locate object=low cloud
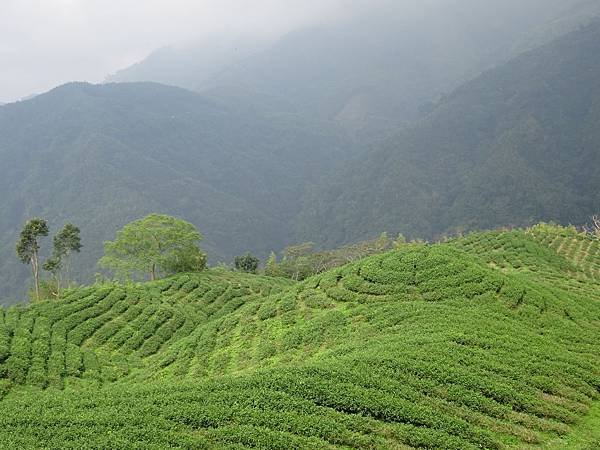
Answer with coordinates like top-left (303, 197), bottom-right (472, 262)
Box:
top-left (0, 0), bottom-right (429, 102)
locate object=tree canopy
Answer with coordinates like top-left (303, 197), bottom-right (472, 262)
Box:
top-left (43, 223), bottom-right (82, 296)
top-left (234, 253), bottom-right (259, 274)
top-left (99, 214), bottom-right (205, 280)
top-left (16, 218), bottom-right (49, 301)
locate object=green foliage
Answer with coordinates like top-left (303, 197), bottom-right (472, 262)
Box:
top-left (0, 81), bottom-right (354, 303)
top-left (41, 258), bottom-right (60, 278)
top-left (28, 279), bottom-right (61, 302)
top-left (53, 223), bottom-right (82, 258)
top-left (98, 214), bottom-right (205, 281)
top-left (47, 223), bottom-right (82, 290)
top-left (15, 219), bottom-right (49, 265)
top-left (234, 253), bottom-right (259, 274)
top-left (266, 233), bottom-right (392, 281)
top-left (0, 227), bottom-right (599, 448)
top-left (15, 218), bottom-right (49, 302)
top-left (161, 245), bottom-right (207, 275)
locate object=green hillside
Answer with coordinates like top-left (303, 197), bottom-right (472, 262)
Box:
top-left (0, 225), bottom-right (599, 448)
top-left (0, 82), bottom-right (353, 303)
top-left (297, 19), bottom-right (600, 248)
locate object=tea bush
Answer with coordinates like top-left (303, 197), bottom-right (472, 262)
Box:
top-left (0, 226), bottom-right (598, 448)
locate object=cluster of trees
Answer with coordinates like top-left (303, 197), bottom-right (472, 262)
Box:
top-left (22, 211), bottom-right (600, 304)
top-left (230, 233), bottom-right (415, 280)
top-left (17, 214), bottom-right (207, 301)
top-left (262, 233), bottom-right (410, 281)
top-left (16, 213), bottom-right (454, 301)
top-left (16, 219), bottom-right (82, 301)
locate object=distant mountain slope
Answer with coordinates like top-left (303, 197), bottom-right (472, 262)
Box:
top-left (297, 20), bottom-right (600, 247)
top-left (105, 37), bottom-right (267, 89)
top-left (205, 0), bottom-right (599, 139)
top-left (0, 226), bottom-right (599, 448)
top-left (108, 1), bottom-right (600, 143)
top-left (0, 82), bottom-right (353, 303)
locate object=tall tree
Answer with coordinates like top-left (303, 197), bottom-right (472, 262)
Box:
top-left (16, 218), bottom-right (49, 301)
top-left (99, 214), bottom-right (204, 281)
top-left (43, 223), bottom-right (82, 296)
top-left (263, 252), bottom-right (280, 277)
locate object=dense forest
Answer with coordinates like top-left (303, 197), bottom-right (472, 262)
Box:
top-left (298, 19), bottom-right (600, 247)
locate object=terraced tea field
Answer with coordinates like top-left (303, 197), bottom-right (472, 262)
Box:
top-left (0, 226), bottom-right (599, 449)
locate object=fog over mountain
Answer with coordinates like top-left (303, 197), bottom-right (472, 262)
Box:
top-left (297, 19), bottom-right (600, 246)
top-left (1, 0), bottom-right (600, 305)
top-left (0, 0), bottom-right (372, 102)
top-left (3, 2), bottom-right (600, 447)
top-left (107, 0), bottom-right (600, 140)
top-left (4, 0), bottom-right (599, 102)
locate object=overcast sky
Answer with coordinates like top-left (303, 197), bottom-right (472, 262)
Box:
top-left (1, 0), bottom-right (374, 103)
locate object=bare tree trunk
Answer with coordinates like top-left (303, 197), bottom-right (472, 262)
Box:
top-left (64, 255), bottom-right (70, 288)
top-left (32, 250), bottom-right (40, 301)
top-left (56, 273), bottom-right (61, 298)
top-left (150, 263), bottom-right (156, 281)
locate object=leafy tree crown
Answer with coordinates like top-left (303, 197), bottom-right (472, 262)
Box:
top-left (98, 214), bottom-right (204, 280)
top-left (16, 218), bottom-right (49, 264)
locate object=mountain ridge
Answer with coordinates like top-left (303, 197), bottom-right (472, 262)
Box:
top-left (296, 19), bottom-right (600, 247)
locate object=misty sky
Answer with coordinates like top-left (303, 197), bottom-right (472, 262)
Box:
top-left (1, 0), bottom-right (373, 103)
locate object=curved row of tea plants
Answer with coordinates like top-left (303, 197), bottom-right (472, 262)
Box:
top-left (0, 226), bottom-right (598, 448)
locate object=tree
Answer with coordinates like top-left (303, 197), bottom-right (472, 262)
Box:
top-left (234, 253), bottom-right (259, 274)
top-left (393, 233), bottom-right (407, 248)
top-left (42, 257), bottom-right (61, 298)
top-left (265, 234), bottom-right (395, 281)
top-left (53, 223), bottom-right (82, 277)
top-left (42, 223), bottom-right (82, 296)
top-left (263, 252), bottom-right (282, 277)
top-left (98, 214), bottom-right (205, 280)
top-left (589, 215), bottom-right (600, 237)
top-left (162, 246), bottom-right (206, 274)
top-left (16, 218), bottom-right (49, 301)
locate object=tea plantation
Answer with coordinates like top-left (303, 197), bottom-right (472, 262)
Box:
top-left (0, 225), bottom-right (599, 449)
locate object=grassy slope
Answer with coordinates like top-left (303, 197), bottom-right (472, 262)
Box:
top-left (0, 225), bottom-right (598, 449)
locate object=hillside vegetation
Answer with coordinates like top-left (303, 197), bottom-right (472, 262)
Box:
top-left (0, 82), bottom-right (353, 303)
top-left (298, 20), bottom-right (600, 248)
top-left (0, 225), bottom-right (599, 448)
top-left (3, 6), bottom-right (600, 305)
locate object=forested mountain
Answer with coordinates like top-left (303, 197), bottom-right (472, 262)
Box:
top-left (0, 82), bottom-right (353, 303)
top-left (297, 20), bottom-right (600, 247)
top-left (3, 2), bottom-right (600, 305)
top-left (110, 0), bottom-right (600, 141)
